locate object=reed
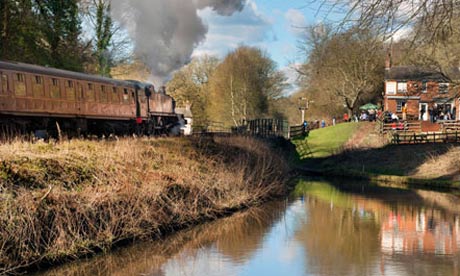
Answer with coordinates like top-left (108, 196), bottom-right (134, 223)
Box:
top-left (0, 136), bottom-right (291, 274)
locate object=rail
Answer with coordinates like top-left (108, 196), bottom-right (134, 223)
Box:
top-left (289, 125), bottom-right (308, 139)
top-left (440, 120), bottom-right (460, 132)
top-left (379, 120), bottom-right (422, 134)
top-left (391, 131), bottom-right (460, 144)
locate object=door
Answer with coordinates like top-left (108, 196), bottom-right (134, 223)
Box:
top-left (419, 103), bottom-right (428, 121)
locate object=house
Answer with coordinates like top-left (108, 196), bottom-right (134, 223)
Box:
top-left (384, 61), bottom-right (457, 121)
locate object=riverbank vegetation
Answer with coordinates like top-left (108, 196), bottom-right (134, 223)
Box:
top-left (0, 136), bottom-right (293, 274)
top-left (298, 123), bottom-right (460, 186)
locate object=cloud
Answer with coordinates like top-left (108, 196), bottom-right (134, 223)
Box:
top-left (111, 0), bottom-right (247, 83)
top-left (193, 0), bottom-right (273, 58)
top-left (281, 63), bottom-right (302, 96)
top-left (285, 9), bottom-right (307, 35)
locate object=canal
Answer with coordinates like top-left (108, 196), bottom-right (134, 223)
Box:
top-left (36, 178), bottom-right (460, 275)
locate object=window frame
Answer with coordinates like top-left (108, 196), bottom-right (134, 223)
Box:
top-left (397, 82), bottom-right (407, 93)
top-left (439, 82), bottom-right (449, 94)
top-left (386, 81), bottom-right (396, 95)
top-left (1, 73), bottom-right (8, 94)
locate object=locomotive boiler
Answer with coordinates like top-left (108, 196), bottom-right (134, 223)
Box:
top-left (0, 60), bottom-right (179, 137)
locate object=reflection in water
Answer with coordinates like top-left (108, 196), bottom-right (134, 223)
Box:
top-left (36, 178), bottom-right (460, 276)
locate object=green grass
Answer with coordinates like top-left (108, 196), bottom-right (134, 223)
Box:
top-left (300, 123), bottom-right (361, 158)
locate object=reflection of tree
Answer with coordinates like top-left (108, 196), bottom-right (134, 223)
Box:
top-left (36, 201), bottom-right (286, 276)
top-left (296, 198), bottom-right (381, 275)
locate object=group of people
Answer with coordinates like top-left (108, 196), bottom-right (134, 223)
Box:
top-left (424, 103), bottom-right (456, 123)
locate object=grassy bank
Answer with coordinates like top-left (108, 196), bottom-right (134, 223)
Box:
top-left (0, 136), bottom-right (292, 274)
top-left (296, 123), bottom-right (460, 188)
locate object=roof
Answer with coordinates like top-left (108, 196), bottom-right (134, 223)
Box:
top-left (0, 60), bottom-right (138, 88)
top-left (385, 66), bottom-right (450, 82)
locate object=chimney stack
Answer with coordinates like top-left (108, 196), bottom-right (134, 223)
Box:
top-left (385, 52), bottom-right (392, 71)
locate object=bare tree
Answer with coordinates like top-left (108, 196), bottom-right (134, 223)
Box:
top-left (300, 26), bottom-right (384, 116)
top-left (311, 0), bottom-right (459, 42)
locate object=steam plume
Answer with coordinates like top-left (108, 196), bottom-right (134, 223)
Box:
top-left (111, 0), bottom-right (246, 83)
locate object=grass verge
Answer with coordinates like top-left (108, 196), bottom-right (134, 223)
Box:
top-left (0, 136), bottom-right (293, 274)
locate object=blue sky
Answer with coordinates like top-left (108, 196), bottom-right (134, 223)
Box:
top-left (193, 0), bottom-right (330, 93)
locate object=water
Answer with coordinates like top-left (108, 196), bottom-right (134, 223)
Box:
top-left (36, 178), bottom-right (460, 276)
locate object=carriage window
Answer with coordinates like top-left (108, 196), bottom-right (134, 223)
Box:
top-left (111, 87), bottom-right (119, 103)
top-left (33, 76), bottom-right (44, 97)
top-left (85, 82), bottom-right (95, 102)
top-left (1, 74), bottom-right (8, 93)
top-left (16, 73), bottom-right (24, 82)
top-left (65, 79), bottom-right (76, 100)
top-left (35, 76), bottom-right (43, 84)
top-left (100, 85), bottom-right (108, 103)
top-left (123, 88), bottom-right (130, 104)
top-left (51, 78), bottom-right (60, 98)
top-left (14, 73), bottom-right (26, 96)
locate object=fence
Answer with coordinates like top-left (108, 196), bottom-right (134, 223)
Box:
top-left (391, 131), bottom-right (460, 144)
top-left (440, 120), bottom-right (460, 132)
top-left (378, 119), bottom-right (422, 134)
top-left (244, 119), bottom-right (290, 138)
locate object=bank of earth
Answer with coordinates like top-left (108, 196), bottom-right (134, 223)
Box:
top-left (295, 122), bottom-right (460, 189)
top-left (0, 136), bottom-right (294, 274)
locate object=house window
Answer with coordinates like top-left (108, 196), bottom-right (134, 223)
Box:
top-left (386, 82), bottom-right (396, 95)
top-left (397, 82), bottom-right (407, 93)
top-left (396, 100), bottom-right (405, 112)
top-left (439, 83), bottom-right (449, 94)
top-left (421, 81), bottom-right (427, 93)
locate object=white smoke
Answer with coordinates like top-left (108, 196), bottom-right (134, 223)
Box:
top-left (112, 0), bottom-right (246, 83)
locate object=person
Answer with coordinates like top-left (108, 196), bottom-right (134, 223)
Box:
top-left (343, 113), bottom-right (349, 122)
top-left (428, 103), bottom-right (434, 123)
top-left (332, 116), bottom-right (336, 126)
top-left (391, 112), bottom-right (399, 122)
top-left (368, 108), bottom-right (376, 121)
top-left (321, 119), bottom-right (326, 128)
top-left (402, 103), bottom-right (407, 121)
top-left (420, 106), bottom-right (426, 121)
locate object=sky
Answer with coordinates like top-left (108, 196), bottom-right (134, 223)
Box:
top-left (192, 0), bottom-right (330, 93)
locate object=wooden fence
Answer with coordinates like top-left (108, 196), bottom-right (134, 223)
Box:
top-left (440, 120), bottom-right (460, 132)
top-left (391, 131), bottom-right (460, 144)
top-left (289, 125), bottom-right (308, 139)
top-left (193, 119), bottom-right (312, 140)
top-left (378, 119), bottom-right (422, 134)
top-left (244, 119), bottom-right (290, 138)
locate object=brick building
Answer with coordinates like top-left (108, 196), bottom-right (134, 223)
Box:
top-left (384, 65), bottom-right (457, 121)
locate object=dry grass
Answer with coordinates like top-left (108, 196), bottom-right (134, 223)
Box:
top-left (0, 136), bottom-right (291, 274)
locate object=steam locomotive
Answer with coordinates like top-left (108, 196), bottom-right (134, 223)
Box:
top-left (0, 60), bottom-right (180, 138)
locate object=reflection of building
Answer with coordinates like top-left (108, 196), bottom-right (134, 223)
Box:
top-left (381, 212), bottom-right (460, 255)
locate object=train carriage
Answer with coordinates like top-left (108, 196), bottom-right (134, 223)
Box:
top-left (0, 60), bottom-right (178, 137)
